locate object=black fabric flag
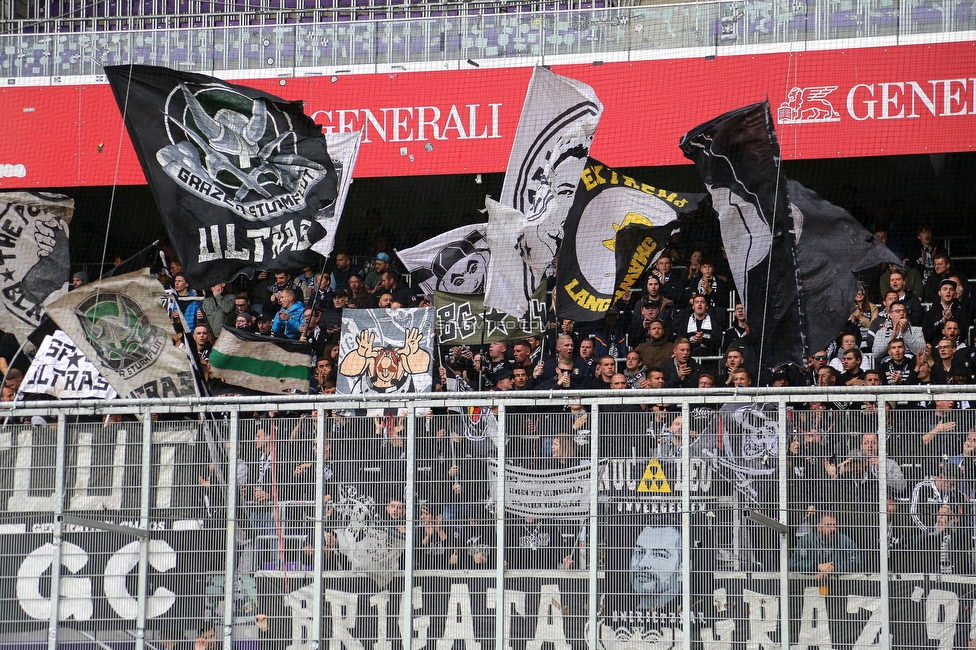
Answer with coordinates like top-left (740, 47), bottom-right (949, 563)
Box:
top-left (555, 160), bottom-right (701, 322)
top-left (789, 179), bottom-right (901, 353)
top-left (679, 101), bottom-right (806, 370)
top-left (104, 65), bottom-right (338, 287)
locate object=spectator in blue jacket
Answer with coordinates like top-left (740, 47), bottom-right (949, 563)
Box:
top-left (272, 288), bottom-right (306, 339)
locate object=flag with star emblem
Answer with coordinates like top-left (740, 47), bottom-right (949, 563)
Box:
top-left (484, 67), bottom-right (603, 317)
top-left (19, 330), bottom-right (118, 400)
top-left (0, 192), bottom-right (74, 345)
top-left (555, 160), bottom-right (703, 322)
top-left (43, 269), bottom-right (197, 399)
top-left (433, 284), bottom-right (549, 345)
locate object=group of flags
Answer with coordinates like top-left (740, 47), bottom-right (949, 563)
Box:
top-left (1, 64), bottom-right (904, 404)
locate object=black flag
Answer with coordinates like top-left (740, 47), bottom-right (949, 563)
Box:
top-left (679, 101), bottom-right (806, 371)
top-left (555, 160), bottom-right (702, 322)
top-left (789, 179), bottom-right (901, 353)
top-left (105, 65), bottom-right (338, 287)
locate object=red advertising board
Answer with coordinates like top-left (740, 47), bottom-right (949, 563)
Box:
top-left (1, 40), bottom-right (974, 188)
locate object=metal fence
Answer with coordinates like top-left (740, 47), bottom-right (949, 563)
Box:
top-left (4, 0), bottom-right (976, 80)
top-left (1, 386), bottom-right (975, 649)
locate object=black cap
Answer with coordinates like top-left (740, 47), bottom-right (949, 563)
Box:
top-left (333, 289), bottom-right (348, 298)
top-left (257, 311), bottom-right (275, 321)
top-left (949, 361), bottom-right (970, 378)
top-left (494, 368), bottom-right (514, 382)
top-left (941, 278), bottom-right (958, 289)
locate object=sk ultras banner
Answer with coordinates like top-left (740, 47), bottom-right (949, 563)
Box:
top-left (433, 284), bottom-right (549, 345)
top-left (104, 65), bottom-right (339, 287)
top-left (0, 192), bottom-right (73, 344)
top-left (485, 67), bottom-right (603, 317)
top-left (336, 308), bottom-right (435, 396)
top-left (555, 161), bottom-right (701, 322)
top-left (19, 330), bottom-right (117, 400)
top-left (44, 269), bottom-right (196, 399)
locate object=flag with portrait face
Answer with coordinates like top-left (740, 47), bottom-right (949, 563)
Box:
top-left (484, 67), bottom-right (603, 317)
top-left (396, 224), bottom-right (489, 296)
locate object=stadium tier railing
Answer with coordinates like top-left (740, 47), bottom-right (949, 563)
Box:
top-left (0, 386), bottom-right (974, 649)
top-left (3, 0), bottom-right (975, 80)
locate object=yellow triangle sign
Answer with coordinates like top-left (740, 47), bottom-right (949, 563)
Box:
top-left (637, 458), bottom-right (671, 493)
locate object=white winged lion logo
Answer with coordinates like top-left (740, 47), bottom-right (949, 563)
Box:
top-left (777, 86), bottom-right (841, 124)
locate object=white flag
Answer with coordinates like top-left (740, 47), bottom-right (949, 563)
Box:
top-left (20, 331), bottom-right (118, 400)
top-left (395, 224), bottom-right (489, 295)
top-left (485, 67), bottom-right (602, 316)
top-left (312, 130), bottom-right (363, 258)
top-left (0, 192), bottom-right (74, 343)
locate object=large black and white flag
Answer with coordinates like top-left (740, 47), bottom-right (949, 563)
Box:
top-left (485, 67), bottom-right (603, 316)
top-left (44, 269), bottom-right (196, 399)
top-left (555, 161), bottom-right (702, 322)
top-left (789, 179), bottom-right (901, 354)
top-left (104, 65), bottom-right (339, 287)
top-left (679, 101), bottom-right (806, 370)
top-left (396, 224), bottom-right (489, 295)
top-left (311, 130), bottom-right (362, 259)
top-left (0, 192), bottom-right (73, 343)
top-left (19, 330), bottom-right (117, 400)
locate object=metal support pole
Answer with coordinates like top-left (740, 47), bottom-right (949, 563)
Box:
top-left (134, 414), bottom-right (155, 650)
top-left (777, 400), bottom-right (790, 650)
top-left (311, 408), bottom-right (326, 648)
top-left (222, 411), bottom-right (240, 650)
top-left (494, 403), bottom-right (507, 649)
top-left (680, 401), bottom-right (691, 650)
top-left (47, 413), bottom-right (68, 650)
top-left (877, 398), bottom-right (892, 649)
top-left (587, 404), bottom-right (600, 650)
top-left (401, 408), bottom-right (417, 650)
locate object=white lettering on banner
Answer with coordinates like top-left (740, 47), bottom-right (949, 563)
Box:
top-left (846, 78), bottom-right (976, 121)
top-left (311, 104), bottom-right (503, 143)
top-left (70, 426), bottom-right (127, 511)
top-left (847, 595), bottom-right (883, 649)
top-left (742, 589), bottom-right (778, 650)
top-left (16, 541), bottom-right (93, 621)
top-left (323, 588), bottom-right (363, 650)
top-left (436, 583), bottom-right (480, 650)
top-left (795, 586), bottom-right (831, 649)
top-left (11, 428), bottom-right (56, 512)
top-left (104, 540), bottom-right (177, 619)
top-left (485, 588), bottom-right (526, 650)
top-left (926, 589), bottom-right (959, 650)
top-left (526, 584), bottom-right (571, 650)
top-left (196, 219), bottom-right (314, 264)
top-left (283, 584), bottom-right (316, 649)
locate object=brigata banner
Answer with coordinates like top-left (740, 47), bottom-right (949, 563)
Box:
top-left (2, 42), bottom-right (975, 188)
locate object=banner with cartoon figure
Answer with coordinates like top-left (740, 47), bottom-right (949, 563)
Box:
top-left (337, 308), bottom-right (435, 396)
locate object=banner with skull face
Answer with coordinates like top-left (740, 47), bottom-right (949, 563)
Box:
top-left (336, 308), bottom-right (435, 397)
top-left (104, 65), bottom-right (338, 288)
top-left (44, 269), bottom-right (196, 399)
